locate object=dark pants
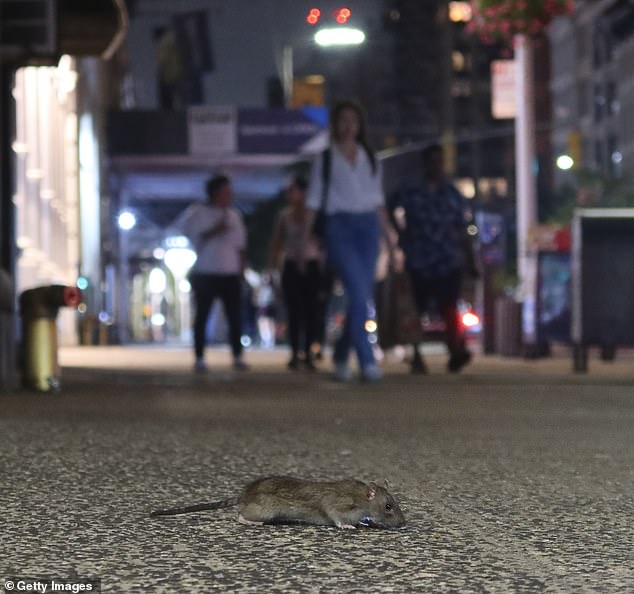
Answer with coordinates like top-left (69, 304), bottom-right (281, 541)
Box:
top-left (281, 259), bottom-right (321, 359)
top-left (314, 265), bottom-right (335, 348)
top-left (190, 273), bottom-right (243, 360)
top-left (407, 268), bottom-right (466, 356)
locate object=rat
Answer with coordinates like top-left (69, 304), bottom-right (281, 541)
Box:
top-left (150, 476), bottom-right (406, 529)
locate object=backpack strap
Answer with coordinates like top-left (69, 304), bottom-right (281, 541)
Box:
top-left (320, 148), bottom-right (331, 212)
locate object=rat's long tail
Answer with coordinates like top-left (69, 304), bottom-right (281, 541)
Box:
top-left (150, 496), bottom-right (240, 517)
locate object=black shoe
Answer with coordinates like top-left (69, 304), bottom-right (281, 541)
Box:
top-left (448, 349), bottom-right (472, 373)
top-left (410, 357), bottom-right (428, 375)
top-left (304, 358), bottom-right (317, 372)
top-left (288, 357), bottom-right (300, 371)
top-left (233, 359), bottom-right (250, 371)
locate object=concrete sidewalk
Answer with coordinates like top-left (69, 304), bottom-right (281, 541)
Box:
top-left (59, 342), bottom-right (634, 379)
top-left (2, 346), bottom-right (633, 593)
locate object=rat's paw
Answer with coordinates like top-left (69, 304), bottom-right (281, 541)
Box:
top-left (335, 522), bottom-right (357, 530)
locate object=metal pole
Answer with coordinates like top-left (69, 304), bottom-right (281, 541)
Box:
top-left (0, 64), bottom-right (18, 390)
top-left (440, 4), bottom-right (455, 173)
top-left (116, 189), bottom-right (130, 344)
top-left (282, 45), bottom-right (293, 108)
top-left (514, 34), bottom-right (538, 346)
top-left (469, 33), bottom-right (483, 197)
top-left (0, 65), bottom-right (16, 277)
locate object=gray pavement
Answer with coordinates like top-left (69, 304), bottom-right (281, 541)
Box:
top-left (2, 346), bottom-right (634, 593)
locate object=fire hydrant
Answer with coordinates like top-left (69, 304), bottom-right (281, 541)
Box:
top-left (20, 285), bottom-right (81, 392)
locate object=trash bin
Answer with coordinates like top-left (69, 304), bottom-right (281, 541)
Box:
top-left (571, 208), bottom-right (634, 372)
top-left (494, 296), bottom-right (522, 357)
top-left (19, 285), bottom-right (81, 392)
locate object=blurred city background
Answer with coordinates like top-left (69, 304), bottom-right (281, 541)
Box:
top-left (1, 0), bottom-right (633, 388)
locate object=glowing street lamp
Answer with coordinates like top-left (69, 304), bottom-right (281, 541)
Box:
top-left (163, 246), bottom-right (197, 341)
top-left (148, 267), bottom-right (167, 294)
top-left (314, 27), bottom-right (366, 47)
top-left (556, 154), bottom-right (575, 171)
top-left (283, 12), bottom-right (366, 107)
top-left (449, 1), bottom-right (473, 23)
top-left (118, 210), bottom-right (136, 231)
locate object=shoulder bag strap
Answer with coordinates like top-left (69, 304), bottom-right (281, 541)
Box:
top-left (320, 148), bottom-right (331, 212)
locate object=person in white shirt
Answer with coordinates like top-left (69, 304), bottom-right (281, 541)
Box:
top-left (178, 175), bottom-right (248, 372)
top-left (304, 100), bottom-right (394, 382)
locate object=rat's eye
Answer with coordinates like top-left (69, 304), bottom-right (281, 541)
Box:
top-left (385, 503), bottom-right (393, 511)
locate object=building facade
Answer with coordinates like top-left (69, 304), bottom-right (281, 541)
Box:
top-left (550, 0), bottom-right (634, 187)
top-left (122, 0), bottom-right (385, 110)
top-left (0, 0), bottom-right (126, 388)
top-left (379, 0), bottom-right (517, 204)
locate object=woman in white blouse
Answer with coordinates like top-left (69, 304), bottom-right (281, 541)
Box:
top-left (304, 100), bottom-right (393, 382)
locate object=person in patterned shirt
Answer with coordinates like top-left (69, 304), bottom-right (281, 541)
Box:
top-left (389, 144), bottom-right (478, 374)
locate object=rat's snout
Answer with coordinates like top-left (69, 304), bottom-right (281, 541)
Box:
top-left (366, 485), bottom-right (406, 528)
top-left (372, 514), bottom-right (406, 529)
top-left (390, 507), bottom-right (406, 528)
top-left (388, 496), bottom-right (407, 528)
top-left (377, 499), bottom-right (406, 528)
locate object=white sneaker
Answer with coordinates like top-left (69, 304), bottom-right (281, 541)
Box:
top-left (193, 359), bottom-right (208, 373)
top-left (361, 364), bottom-right (383, 382)
top-left (333, 363), bottom-right (353, 382)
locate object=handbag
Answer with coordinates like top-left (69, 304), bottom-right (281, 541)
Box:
top-left (312, 148), bottom-right (331, 238)
top-left (377, 265), bottom-right (424, 349)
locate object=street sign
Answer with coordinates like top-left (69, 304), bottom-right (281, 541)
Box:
top-left (491, 59), bottom-right (516, 119)
top-left (187, 105), bottom-right (237, 155)
top-left (237, 108), bottom-right (327, 154)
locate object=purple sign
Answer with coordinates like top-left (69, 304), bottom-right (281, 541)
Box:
top-left (237, 108), bottom-right (327, 154)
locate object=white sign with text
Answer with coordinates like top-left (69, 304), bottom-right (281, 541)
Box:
top-left (188, 105), bottom-right (237, 155)
top-left (491, 60), bottom-right (516, 119)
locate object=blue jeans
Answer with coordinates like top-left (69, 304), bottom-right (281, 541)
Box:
top-left (325, 212), bottom-right (379, 369)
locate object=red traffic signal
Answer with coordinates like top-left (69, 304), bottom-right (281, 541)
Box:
top-left (306, 8), bottom-right (321, 25)
top-left (335, 7), bottom-right (352, 24)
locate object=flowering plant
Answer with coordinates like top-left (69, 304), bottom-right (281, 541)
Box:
top-left (468, 0), bottom-right (574, 43)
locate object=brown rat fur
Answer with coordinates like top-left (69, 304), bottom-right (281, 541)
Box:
top-left (150, 476), bottom-right (406, 529)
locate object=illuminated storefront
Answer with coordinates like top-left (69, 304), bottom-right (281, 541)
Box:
top-left (12, 59), bottom-right (81, 345)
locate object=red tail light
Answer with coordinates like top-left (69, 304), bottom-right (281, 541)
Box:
top-left (461, 311), bottom-right (480, 328)
top-left (64, 286), bottom-right (81, 307)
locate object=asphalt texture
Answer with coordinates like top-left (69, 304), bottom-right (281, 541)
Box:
top-left (1, 345), bottom-right (634, 594)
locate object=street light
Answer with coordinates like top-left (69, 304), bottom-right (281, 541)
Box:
top-left (164, 246), bottom-right (197, 342)
top-left (556, 154), bottom-right (575, 171)
top-left (313, 27), bottom-right (366, 47)
top-left (117, 210), bottom-right (136, 231)
top-left (282, 23), bottom-right (366, 107)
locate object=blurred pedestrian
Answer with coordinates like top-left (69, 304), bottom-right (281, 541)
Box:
top-left (312, 265), bottom-right (335, 362)
top-left (254, 271), bottom-right (277, 350)
top-left (269, 175), bottom-right (322, 370)
top-left (153, 26), bottom-right (183, 110)
top-left (178, 175), bottom-right (249, 372)
top-left (389, 144), bottom-right (478, 373)
top-left (304, 100), bottom-right (395, 382)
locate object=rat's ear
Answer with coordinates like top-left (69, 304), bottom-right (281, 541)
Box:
top-left (383, 479), bottom-right (390, 490)
top-left (367, 482), bottom-right (378, 500)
